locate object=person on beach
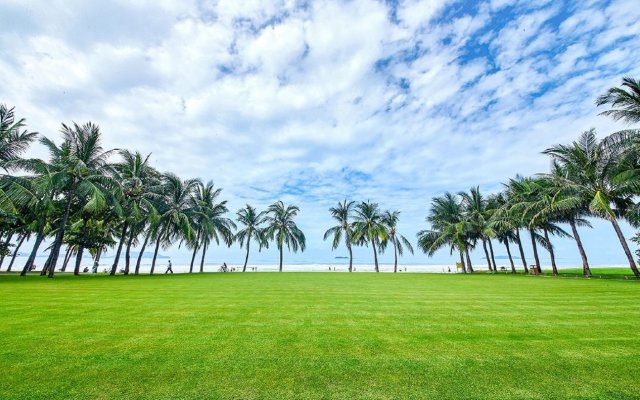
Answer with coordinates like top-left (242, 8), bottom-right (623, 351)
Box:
top-left (165, 260), bottom-right (173, 274)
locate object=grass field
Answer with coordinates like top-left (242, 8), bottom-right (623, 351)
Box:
top-left (1, 272), bottom-right (639, 399)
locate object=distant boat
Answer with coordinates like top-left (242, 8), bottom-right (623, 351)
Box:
top-left (334, 256), bottom-right (348, 259)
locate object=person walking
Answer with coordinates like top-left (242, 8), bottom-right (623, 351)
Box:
top-left (165, 260), bottom-right (173, 274)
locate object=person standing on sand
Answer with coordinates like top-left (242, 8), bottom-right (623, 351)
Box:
top-left (165, 260), bottom-right (173, 274)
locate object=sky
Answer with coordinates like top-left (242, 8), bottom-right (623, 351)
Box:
top-left (2, 0), bottom-right (640, 268)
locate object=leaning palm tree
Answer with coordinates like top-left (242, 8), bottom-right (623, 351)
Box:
top-left (543, 129), bottom-right (640, 277)
top-left (264, 201), bottom-right (306, 272)
top-left (459, 187), bottom-right (496, 271)
top-left (417, 193), bottom-right (473, 273)
top-left (596, 77), bottom-right (640, 123)
top-left (323, 200), bottom-right (356, 272)
top-left (381, 210), bottom-right (414, 273)
top-left (110, 150), bottom-right (160, 275)
top-left (235, 205), bottom-right (268, 272)
top-left (352, 201), bottom-right (387, 273)
top-left (192, 181), bottom-right (235, 273)
top-left (150, 174), bottom-right (200, 274)
top-left (38, 122), bottom-right (120, 277)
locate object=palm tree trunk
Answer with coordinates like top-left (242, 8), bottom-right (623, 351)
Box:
top-left (7, 234), bottom-right (26, 272)
top-left (504, 241), bottom-right (515, 273)
top-left (21, 228), bottom-right (44, 276)
top-left (150, 228), bottom-right (164, 275)
top-left (515, 230), bottom-right (529, 274)
top-left (569, 219), bottom-right (591, 277)
top-left (543, 228), bottom-right (558, 275)
top-left (481, 239), bottom-right (492, 271)
top-left (279, 245), bottom-right (283, 272)
top-left (0, 233), bottom-right (14, 268)
top-left (529, 229), bottom-right (541, 273)
top-left (48, 189), bottom-right (75, 277)
top-left (393, 240), bottom-right (398, 273)
top-left (110, 223), bottom-right (128, 276)
top-left (61, 245), bottom-right (73, 272)
top-left (199, 241), bottom-right (207, 273)
top-left (93, 248), bottom-right (103, 273)
top-left (610, 218), bottom-right (640, 277)
top-left (73, 246), bottom-right (84, 275)
top-left (242, 241), bottom-right (250, 272)
top-left (124, 231), bottom-right (135, 275)
top-left (135, 234), bottom-right (150, 275)
top-left (487, 240), bottom-right (497, 271)
top-left (348, 243), bottom-right (353, 273)
top-left (465, 248), bottom-right (474, 273)
top-left (372, 240), bottom-right (379, 273)
top-left (42, 249), bottom-right (55, 276)
top-left (459, 250), bottom-right (467, 273)
top-left (190, 230), bottom-right (201, 273)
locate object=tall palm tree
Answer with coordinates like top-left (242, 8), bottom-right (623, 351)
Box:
top-left (352, 201), bottom-right (387, 273)
top-left (191, 181), bottom-right (235, 273)
top-left (459, 187), bottom-right (495, 271)
top-left (38, 122), bottom-right (119, 277)
top-left (264, 201), bottom-right (306, 272)
top-left (381, 210), bottom-right (414, 273)
top-left (543, 129), bottom-right (640, 277)
top-left (110, 150), bottom-right (160, 275)
top-left (538, 162), bottom-right (594, 276)
top-left (235, 205), bottom-right (267, 272)
top-left (417, 193), bottom-right (473, 273)
top-left (150, 174), bottom-right (199, 274)
top-left (596, 77), bottom-right (640, 123)
top-left (323, 200), bottom-right (356, 272)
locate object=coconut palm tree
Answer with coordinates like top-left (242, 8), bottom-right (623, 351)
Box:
top-left (323, 200), bottom-right (356, 272)
top-left (192, 181), bottom-right (235, 273)
top-left (235, 205), bottom-right (268, 272)
top-left (381, 210), bottom-right (414, 273)
top-left (459, 187), bottom-right (495, 271)
top-left (110, 150), bottom-right (160, 275)
top-left (543, 129), bottom-right (640, 277)
top-left (0, 104), bottom-right (38, 168)
top-left (37, 122), bottom-right (120, 277)
top-left (264, 201), bottom-right (306, 272)
top-left (596, 77), bottom-right (640, 123)
top-left (352, 201), bottom-right (387, 272)
top-left (150, 174), bottom-right (199, 274)
top-left (417, 193), bottom-right (473, 273)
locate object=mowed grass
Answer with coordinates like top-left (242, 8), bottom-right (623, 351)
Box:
top-left (0, 273), bottom-right (639, 399)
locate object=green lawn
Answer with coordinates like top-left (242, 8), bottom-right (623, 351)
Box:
top-left (1, 273), bottom-right (639, 399)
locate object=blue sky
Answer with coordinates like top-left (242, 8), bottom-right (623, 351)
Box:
top-left (2, 0), bottom-right (640, 267)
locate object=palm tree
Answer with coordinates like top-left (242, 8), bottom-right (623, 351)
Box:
top-left (264, 201), bottom-right (306, 272)
top-left (235, 205), bottom-right (267, 272)
top-left (0, 104), bottom-right (38, 168)
top-left (38, 122), bottom-right (119, 277)
top-left (381, 210), bottom-right (414, 273)
top-left (110, 150), bottom-right (160, 275)
top-left (543, 129), bottom-right (640, 277)
top-left (191, 181), bottom-right (235, 273)
top-left (323, 200), bottom-right (356, 272)
top-left (352, 201), bottom-right (387, 273)
top-left (596, 77), bottom-right (640, 123)
top-left (459, 187), bottom-right (495, 271)
top-left (417, 193), bottom-right (473, 273)
top-left (150, 174), bottom-right (199, 274)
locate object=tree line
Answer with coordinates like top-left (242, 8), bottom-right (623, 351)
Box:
top-left (1, 77), bottom-right (639, 277)
top-left (0, 116), bottom-right (306, 276)
top-left (416, 77), bottom-right (640, 278)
